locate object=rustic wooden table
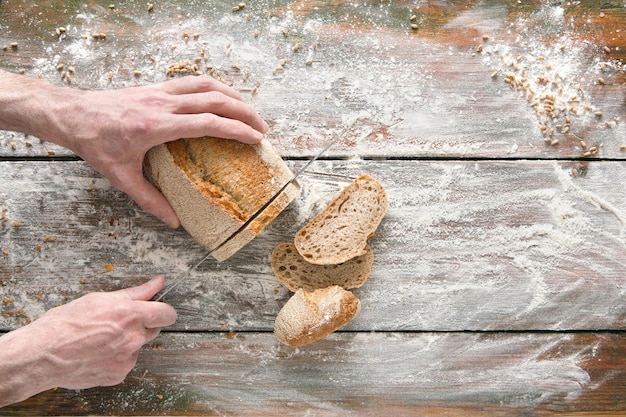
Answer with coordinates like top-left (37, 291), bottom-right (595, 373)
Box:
top-left (1, 0), bottom-right (625, 415)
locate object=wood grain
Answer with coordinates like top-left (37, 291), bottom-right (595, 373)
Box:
top-left (2, 332), bottom-right (625, 416)
top-left (0, 0), bottom-right (624, 159)
top-left (1, 159), bottom-right (624, 333)
top-left (1, 0), bottom-right (625, 415)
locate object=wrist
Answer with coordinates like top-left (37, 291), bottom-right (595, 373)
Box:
top-left (0, 70), bottom-right (81, 148)
top-left (0, 323), bottom-right (58, 406)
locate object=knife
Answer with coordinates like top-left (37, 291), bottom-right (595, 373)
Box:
top-left (152, 140), bottom-right (335, 302)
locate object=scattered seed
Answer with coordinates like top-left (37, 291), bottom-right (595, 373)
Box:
top-left (598, 78), bottom-right (605, 85)
top-left (604, 46), bottom-right (611, 53)
top-left (148, 3), bottom-right (154, 12)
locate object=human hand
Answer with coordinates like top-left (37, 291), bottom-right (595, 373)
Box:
top-left (26, 276), bottom-right (176, 392)
top-left (39, 76), bottom-right (270, 227)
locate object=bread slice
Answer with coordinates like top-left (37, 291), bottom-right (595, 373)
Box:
top-left (274, 286), bottom-right (360, 347)
top-left (144, 137), bottom-right (300, 261)
top-left (294, 175), bottom-right (387, 265)
top-left (271, 242), bottom-right (374, 292)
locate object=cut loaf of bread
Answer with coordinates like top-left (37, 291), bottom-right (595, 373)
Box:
top-left (274, 285), bottom-right (360, 347)
top-left (294, 174), bottom-right (387, 265)
top-left (144, 137), bottom-right (299, 261)
top-left (271, 242), bottom-right (373, 292)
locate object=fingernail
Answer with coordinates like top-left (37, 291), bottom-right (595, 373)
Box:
top-left (163, 217), bottom-right (180, 229)
top-left (254, 130), bottom-right (265, 142)
top-left (261, 119), bottom-right (270, 133)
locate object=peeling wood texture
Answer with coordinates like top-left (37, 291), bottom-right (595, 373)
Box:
top-left (1, 0), bottom-right (625, 415)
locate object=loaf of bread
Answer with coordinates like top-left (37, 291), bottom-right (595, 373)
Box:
top-left (294, 175), bottom-right (387, 265)
top-left (271, 242), bottom-right (373, 292)
top-left (274, 285), bottom-right (360, 347)
top-left (144, 137), bottom-right (299, 261)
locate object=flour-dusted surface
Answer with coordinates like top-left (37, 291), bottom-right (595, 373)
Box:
top-left (1, 159), bottom-right (625, 333)
top-left (1, 0), bottom-right (626, 415)
top-left (1, 1), bottom-right (624, 159)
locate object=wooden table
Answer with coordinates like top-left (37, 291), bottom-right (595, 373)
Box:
top-left (1, 0), bottom-right (625, 415)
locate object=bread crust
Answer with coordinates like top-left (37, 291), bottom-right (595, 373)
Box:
top-left (144, 137), bottom-right (299, 261)
top-left (294, 175), bottom-right (387, 265)
top-left (274, 286), bottom-right (360, 347)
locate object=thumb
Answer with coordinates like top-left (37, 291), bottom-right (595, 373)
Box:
top-left (122, 176), bottom-right (180, 229)
top-left (119, 275), bottom-right (165, 301)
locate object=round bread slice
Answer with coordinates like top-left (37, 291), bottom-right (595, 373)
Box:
top-left (144, 137), bottom-right (300, 261)
top-left (294, 175), bottom-right (387, 265)
top-left (274, 286), bottom-right (360, 347)
top-left (271, 242), bottom-right (374, 292)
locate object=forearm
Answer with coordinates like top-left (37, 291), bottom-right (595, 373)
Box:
top-left (0, 69), bottom-right (80, 148)
top-left (0, 325), bottom-right (56, 407)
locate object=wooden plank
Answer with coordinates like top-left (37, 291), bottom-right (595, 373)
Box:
top-left (2, 159), bottom-right (625, 332)
top-left (2, 331), bottom-right (625, 416)
top-left (1, 0), bottom-right (624, 159)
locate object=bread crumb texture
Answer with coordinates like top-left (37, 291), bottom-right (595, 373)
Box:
top-left (294, 175), bottom-right (387, 265)
top-left (271, 242), bottom-right (374, 292)
top-left (274, 286), bottom-right (360, 347)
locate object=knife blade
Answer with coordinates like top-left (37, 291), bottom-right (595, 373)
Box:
top-left (153, 140), bottom-right (335, 302)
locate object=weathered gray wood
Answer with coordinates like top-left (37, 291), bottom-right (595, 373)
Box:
top-left (1, 1), bottom-right (625, 414)
top-left (2, 159), bottom-right (625, 332)
top-left (1, 0), bottom-right (624, 159)
top-left (2, 331), bottom-right (625, 416)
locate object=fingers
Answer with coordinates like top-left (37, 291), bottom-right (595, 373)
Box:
top-left (153, 75), bottom-right (269, 144)
top-left (159, 75), bottom-right (243, 101)
top-left (140, 301), bottom-right (178, 329)
top-left (119, 175), bottom-right (180, 228)
top-left (121, 275), bottom-right (166, 301)
top-left (117, 275), bottom-right (178, 328)
top-left (172, 91), bottom-right (270, 135)
top-left (160, 113), bottom-right (266, 145)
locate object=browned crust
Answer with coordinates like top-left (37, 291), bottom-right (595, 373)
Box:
top-left (274, 286), bottom-right (361, 347)
top-left (144, 137), bottom-right (299, 260)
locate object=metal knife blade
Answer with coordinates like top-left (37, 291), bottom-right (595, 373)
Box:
top-left (153, 140), bottom-right (335, 302)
